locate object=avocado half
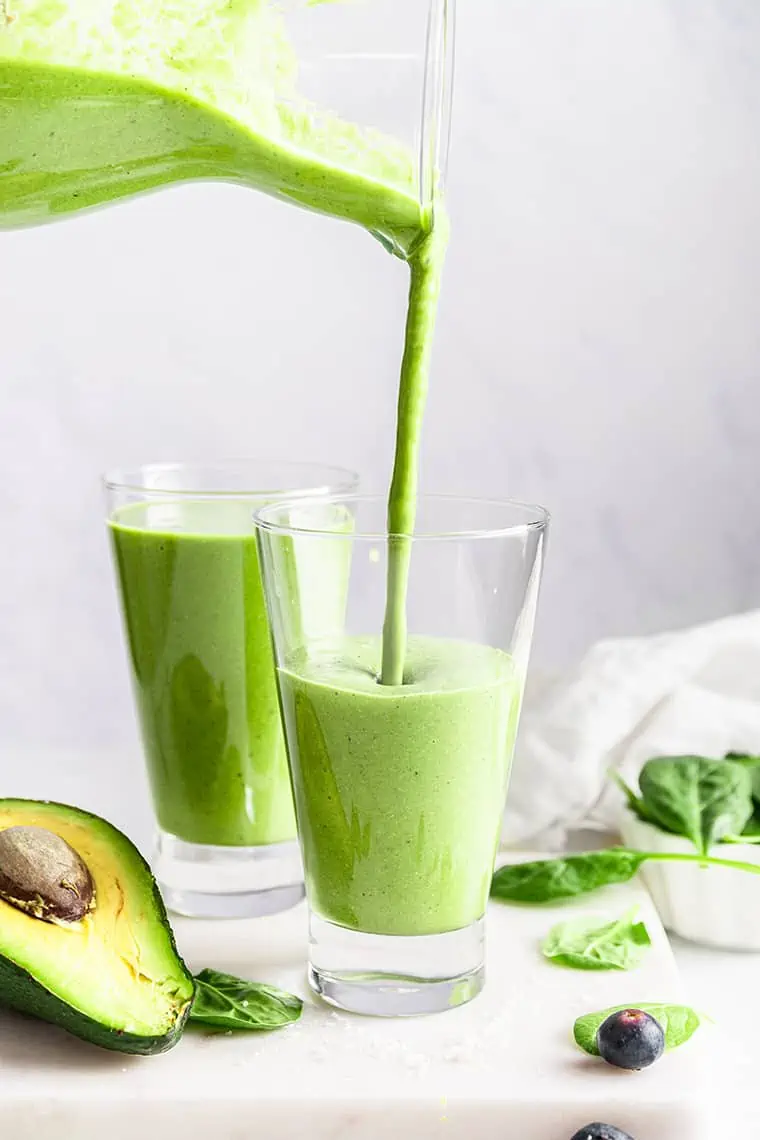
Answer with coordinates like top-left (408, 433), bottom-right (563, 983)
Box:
top-left (0, 799), bottom-right (194, 1054)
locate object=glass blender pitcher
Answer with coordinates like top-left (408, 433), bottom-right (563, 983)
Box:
top-left (0, 0), bottom-right (455, 253)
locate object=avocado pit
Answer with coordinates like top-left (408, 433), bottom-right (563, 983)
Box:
top-left (0, 825), bottom-right (95, 923)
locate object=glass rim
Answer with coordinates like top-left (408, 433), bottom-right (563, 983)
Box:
top-left (102, 459), bottom-right (358, 499)
top-left (255, 493), bottom-right (550, 542)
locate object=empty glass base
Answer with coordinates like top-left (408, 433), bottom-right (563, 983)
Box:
top-left (154, 831), bottom-right (305, 919)
top-left (309, 912), bottom-right (485, 1016)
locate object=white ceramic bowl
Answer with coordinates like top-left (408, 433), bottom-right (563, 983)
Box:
top-left (620, 810), bottom-right (760, 951)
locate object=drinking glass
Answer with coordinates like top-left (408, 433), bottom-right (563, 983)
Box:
top-left (256, 494), bottom-right (548, 1016)
top-left (104, 461), bottom-right (357, 918)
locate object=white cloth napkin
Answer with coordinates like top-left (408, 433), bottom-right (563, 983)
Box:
top-left (503, 610), bottom-right (760, 850)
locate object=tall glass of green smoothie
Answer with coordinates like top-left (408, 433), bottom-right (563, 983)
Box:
top-left (256, 493), bottom-right (548, 1015)
top-left (105, 461), bottom-right (357, 918)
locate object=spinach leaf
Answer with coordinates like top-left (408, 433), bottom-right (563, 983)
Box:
top-left (491, 850), bottom-right (647, 904)
top-left (742, 810), bottom-right (760, 839)
top-left (190, 969), bottom-right (303, 1031)
top-left (724, 807), bottom-right (760, 843)
top-left (574, 1003), bottom-right (701, 1056)
top-left (725, 751), bottom-right (760, 768)
top-left (724, 808), bottom-right (760, 843)
top-left (726, 753), bottom-right (760, 804)
top-left (542, 908), bottom-right (651, 971)
top-left (491, 847), bottom-right (760, 904)
top-left (638, 756), bottom-right (753, 855)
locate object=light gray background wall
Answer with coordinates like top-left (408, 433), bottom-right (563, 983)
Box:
top-left (1, 0), bottom-right (759, 756)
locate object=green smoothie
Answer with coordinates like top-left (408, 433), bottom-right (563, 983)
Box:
top-left (0, 5), bottom-right (423, 255)
top-left (109, 500), bottom-right (295, 847)
top-left (278, 637), bottom-right (520, 936)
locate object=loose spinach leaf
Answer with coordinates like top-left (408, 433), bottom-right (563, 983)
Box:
top-left (638, 756), bottom-right (753, 855)
top-left (491, 847), bottom-right (760, 904)
top-left (542, 908), bottom-right (651, 971)
top-left (190, 969), bottom-right (303, 1031)
top-left (491, 850), bottom-right (648, 903)
top-left (573, 1003), bottom-right (701, 1056)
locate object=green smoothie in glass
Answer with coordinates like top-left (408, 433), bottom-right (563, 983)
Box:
top-left (278, 636), bottom-right (521, 938)
top-left (104, 463), bottom-right (355, 917)
top-left (110, 500), bottom-right (292, 849)
top-left (256, 492), bottom-right (548, 1014)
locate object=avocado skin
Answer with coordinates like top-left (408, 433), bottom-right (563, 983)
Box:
top-left (0, 800), bottom-right (195, 1055)
top-left (0, 951), bottom-right (192, 1054)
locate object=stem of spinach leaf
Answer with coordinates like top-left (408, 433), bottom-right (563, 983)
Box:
top-left (642, 851), bottom-right (760, 874)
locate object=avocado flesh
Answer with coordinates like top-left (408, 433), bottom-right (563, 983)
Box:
top-left (0, 800), bottom-right (194, 1054)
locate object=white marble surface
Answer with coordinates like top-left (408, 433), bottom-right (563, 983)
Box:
top-left (1, 875), bottom-right (706, 1140)
top-left (2, 0), bottom-right (760, 752)
top-left (2, 750), bottom-right (755, 1133)
top-left (673, 938), bottom-right (760, 1133)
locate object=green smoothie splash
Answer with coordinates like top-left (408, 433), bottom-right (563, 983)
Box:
top-left (0, 0), bottom-right (444, 684)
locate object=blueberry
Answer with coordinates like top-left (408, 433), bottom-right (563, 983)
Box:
top-left (597, 1008), bottom-right (665, 1071)
top-left (570, 1126), bottom-right (634, 1140)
